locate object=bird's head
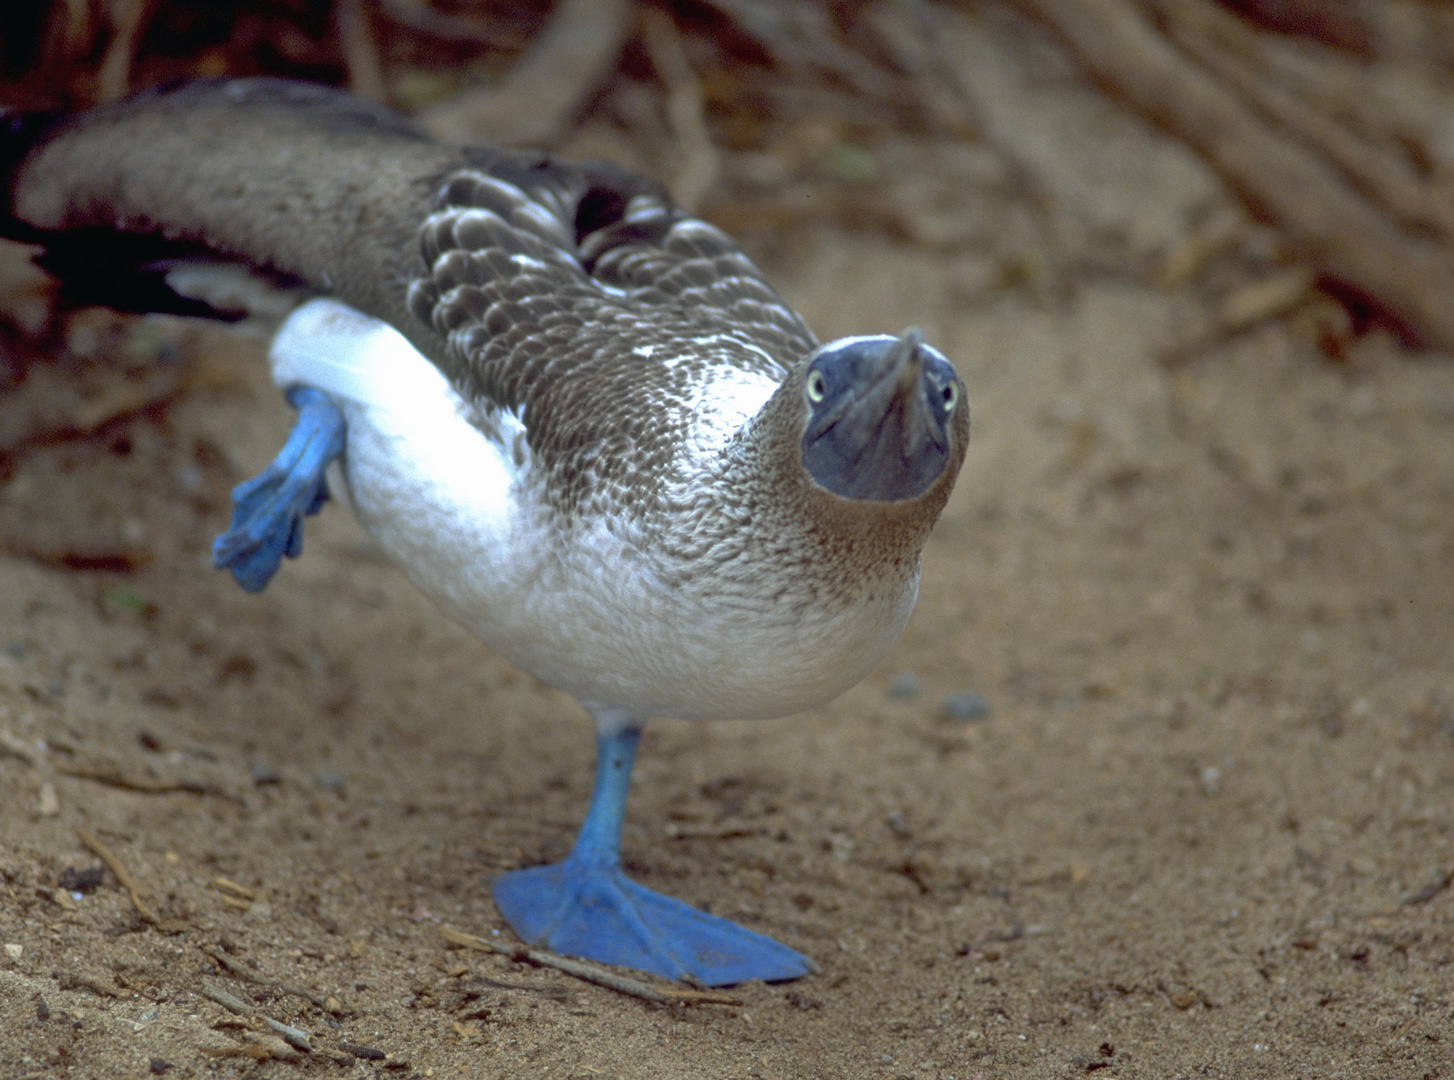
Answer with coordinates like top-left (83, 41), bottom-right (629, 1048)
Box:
top-left (792, 328), bottom-right (968, 506)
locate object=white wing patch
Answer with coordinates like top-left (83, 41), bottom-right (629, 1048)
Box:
top-left (683, 367), bottom-right (778, 457)
top-left (270, 297), bottom-right (453, 414)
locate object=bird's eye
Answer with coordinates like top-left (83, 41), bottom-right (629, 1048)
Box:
top-left (940, 381), bottom-right (959, 413)
top-left (806, 369), bottom-right (827, 404)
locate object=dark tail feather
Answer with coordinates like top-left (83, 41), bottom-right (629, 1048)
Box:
top-left (0, 107), bottom-right (295, 321)
top-left (0, 107), bottom-right (63, 244)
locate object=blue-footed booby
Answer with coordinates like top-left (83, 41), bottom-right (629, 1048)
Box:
top-left (1, 79), bottom-right (969, 985)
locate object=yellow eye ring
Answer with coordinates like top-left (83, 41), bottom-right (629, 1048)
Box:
top-left (940, 381), bottom-right (959, 413)
top-left (806, 370), bottom-right (827, 404)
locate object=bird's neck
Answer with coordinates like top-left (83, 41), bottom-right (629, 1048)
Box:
top-left (688, 382), bottom-right (947, 594)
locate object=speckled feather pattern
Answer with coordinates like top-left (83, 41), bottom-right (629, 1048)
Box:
top-left (405, 158), bottom-right (817, 523)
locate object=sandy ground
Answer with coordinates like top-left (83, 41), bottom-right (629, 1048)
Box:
top-left (3, 17), bottom-right (1454, 1080)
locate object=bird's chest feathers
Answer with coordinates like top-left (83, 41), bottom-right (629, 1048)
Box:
top-left (270, 301), bottom-right (913, 720)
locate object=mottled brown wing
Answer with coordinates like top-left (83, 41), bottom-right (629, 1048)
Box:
top-left (404, 152), bottom-right (819, 517)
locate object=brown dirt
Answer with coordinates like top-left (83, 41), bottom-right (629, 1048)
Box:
top-left (3, 63), bottom-right (1454, 1080)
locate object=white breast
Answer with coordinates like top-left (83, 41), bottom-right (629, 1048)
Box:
top-left (268, 298), bottom-right (915, 722)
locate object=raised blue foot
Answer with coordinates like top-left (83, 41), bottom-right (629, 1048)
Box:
top-left (492, 723), bottom-right (812, 987)
top-left (211, 386), bottom-right (345, 592)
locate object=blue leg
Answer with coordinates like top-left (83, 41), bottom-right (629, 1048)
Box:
top-left (492, 716), bottom-right (812, 986)
top-left (211, 386), bottom-right (345, 593)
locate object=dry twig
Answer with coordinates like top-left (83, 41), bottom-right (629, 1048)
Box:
top-left (54, 969), bottom-right (126, 998)
top-left (1401, 870), bottom-right (1454, 906)
top-left (440, 926), bottom-right (742, 1006)
top-left (95, 0), bottom-right (154, 103)
top-left (698, 0), bottom-right (900, 103)
top-left (52, 757), bottom-right (226, 798)
top-left (0, 729), bottom-right (45, 769)
top-left (211, 876), bottom-right (261, 901)
top-left (75, 826), bottom-right (158, 924)
top-left (641, 9), bottom-right (719, 213)
top-left (418, 0), bottom-right (631, 146)
top-left (375, 0), bottom-right (497, 44)
top-left (1156, 205), bottom-right (1244, 286)
top-left (0, 365), bottom-right (187, 464)
top-left (199, 943), bottom-right (337, 1013)
top-left (336, 0), bottom-right (387, 104)
top-left (200, 982), bottom-right (313, 1054)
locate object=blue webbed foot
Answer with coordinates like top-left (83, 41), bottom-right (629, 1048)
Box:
top-left (211, 386), bottom-right (345, 592)
top-left (493, 858), bottom-right (812, 987)
top-left (492, 721), bottom-right (812, 987)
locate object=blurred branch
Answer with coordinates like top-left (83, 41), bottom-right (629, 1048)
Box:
top-left (417, 0), bottom-right (632, 146)
top-left (374, 0), bottom-right (498, 44)
top-left (95, 0), bottom-right (155, 103)
top-left (1151, 0), bottom-right (1454, 242)
top-left (46, 0), bottom-right (99, 66)
top-left (336, 0), bottom-right (386, 103)
top-left (1216, 0), bottom-right (1372, 56)
top-left (1011, 0), bottom-right (1454, 353)
top-left (641, 8), bottom-right (719, 212)
top-left (699, 0), bottom-right (901, 101)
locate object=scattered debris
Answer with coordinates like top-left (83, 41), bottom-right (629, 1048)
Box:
top-left (54, 968), bottom-right (126, 998)
top-left (210, 876), bottom-right (261, 902)
top-left (52, 757), bottom-right (229, 798)
top-left (198, 943), bottom-right (338, 1013)
top-left (941, 691), bottom-right (992, 723)
top-left (340, 1041), bottom-right (387, 1060)
top-left (58, 866), bottom-right (105, 894)
top-left (0, 729), bottom-right (44, 768)
top-left (200, 982), bottom-right (313, 1054)
top-left (440, 926), bottom-right (742, 1007)
top-left (76, 826), bottom-right (159, 925)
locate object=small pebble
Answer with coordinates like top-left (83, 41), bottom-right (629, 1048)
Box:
top-left (36, 782), bottom-right (59, 817)
top-left (887, 671), bottom-right (922, 700)
top-left (59, 867), bottom-right (105, 894)
top-left (342, 1043), bottom-right (387, 1061)
top-left (149, 1057), bottom-right (171, 1074)
top-left (314, 770), bottom-right (345, 791)
top-left (941, 691), bottom-right (991, 723)
top-left (4, 943), bottom-right (22, 961)
top-left (884, 810), bottom-right (913, 839)
top-left (249, 761), bottom-right (281, 785)
top-left (172, 464), bottom-right (204, 493)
